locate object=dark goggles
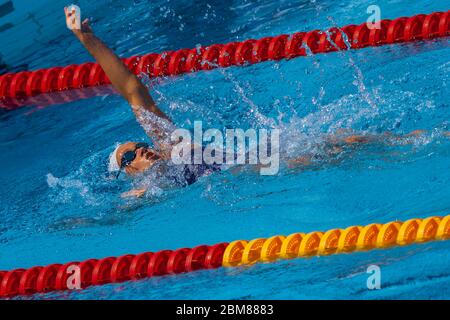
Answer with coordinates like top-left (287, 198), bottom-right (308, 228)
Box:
top-left (116, 142), bottom-right (150, 178)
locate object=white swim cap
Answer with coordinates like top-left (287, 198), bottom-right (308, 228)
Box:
top-left (108, 144), bottom-right (121, 173)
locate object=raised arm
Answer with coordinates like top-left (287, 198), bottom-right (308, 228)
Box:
top-left (64, 7), bottom-right (170, 121)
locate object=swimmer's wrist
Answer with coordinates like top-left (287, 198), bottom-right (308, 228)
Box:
top-left (72, 29), bottom-right (83, 39)
top-left (73, 29), bottom-right (94, 44)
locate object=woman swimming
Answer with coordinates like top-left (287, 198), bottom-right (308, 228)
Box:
top-left (65, 7), bottom-right (449, 198)
top-left (65, 6), bottom-right (227, 197)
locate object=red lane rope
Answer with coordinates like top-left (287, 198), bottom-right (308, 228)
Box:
top-left (0, 243), bottom-right (228, 297)
top-left (0, 10), bottom-right (449, 108)
top-left (0, 85), bottom-right (115, 110)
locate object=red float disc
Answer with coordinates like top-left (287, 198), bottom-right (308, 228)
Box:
top-left (438, 11), bottom-right (449, 36)
top-left (18, 266), bottom-right (42, 295)
top-left (24, 70), bottom-right (44, 97)
top-left (250, 37), bottom-right (271, 63)
top-left (57, 65), bottom-right (76, 90)
top-left (386, 17), bottom-right (408, 43)
top-left (368, 20), bottom-right (391, 46)
top-left (40, 67), bottom-right (62, 93)
top-left (403, 14), bottom-right (426, 41)
top-left (185, 245), bottom-right (209, 272)
top-left (185, 47), bottom-right (205, 72)
top-left (316, 31), bottom-right (332, 54)
top-left (88, 64), bottom-right (107, 86)
top-left (0, 269), bottom-right (25, 297)
top-left (167, 248), bottom-right (190, 274)
top-left (91, 257), bottom-right (115, 285)
top-left (73, 62), bottom-right (94, 88)
top-left (334, 25), bottom-right (356, 49)
top-left (205, 243), bottom-right (228, 269)
top-left (9, 71), bottom-right (30, 98)
top-left (285, 33), bottom-right (306, 57)
top-left (352, 23), bottom-right (371, 49)
top-left (153, 52), bottom-right (174, 77)
top-left (218, 42), bottom-right (238, 67)
top-left (201, 44), bottom-right (223, 70)
top-left (0, 73), bottom-right (14, 98)
top-left (234, 40), bottom-right (256, 65)
top-left (168, 49), bottom-right (189, 75)
top-left (148, 250), bottom-right (172, 276)
top-left (110, 254), bottom-right (135, 282)
top-left (35, 264), bottom-right (61, 293)
top-left (267, 34), bottom-right (288, 60)
top-left (129, 252), bottom-right (153, 279)
top-left (78, 259), bottom-right (98, 288)
top-left (136, 53), bottom-right (158, 75)
top-left (422, 12), bottom-right (441, 38)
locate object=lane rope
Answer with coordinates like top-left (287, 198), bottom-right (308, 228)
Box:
top-left (1, 214), bottom-right (448, 298)
top-left (0, 10), bottom-right (449, 108)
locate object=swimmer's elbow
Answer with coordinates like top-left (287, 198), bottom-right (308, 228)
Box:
top-left (125, 78), bottom-right (148, 105)
top-left (127, 82), bottom-right (165, 117)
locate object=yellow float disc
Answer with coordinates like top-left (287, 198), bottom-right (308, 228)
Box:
top-left (222, 240), bottom-right (248, 267)
top-left (436, 215), bottom-right (450, 240)
top-left (298, 232), bottom-right (323, 257)
top-left (318, 229), bottom-right (341, 255)
top-left (280, 233), bottom-right (305, 259)
top-left (356, 223), bottom-right (381, 250)
top-left (261, 235), bottom-right (286, 262)
top-left (397, 219), bottom-right (421, 245)
top-left (337, 226), bottom-right (361, 253)
top-left (376, 221), bottom-right (401, 248)
top-left (241, 238), bottom-right (266, 265)
top-left (416, 216), bottom-right (441, 242)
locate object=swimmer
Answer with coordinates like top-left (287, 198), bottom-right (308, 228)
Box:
top-left (65, 6), bottom-right (222, 198)
top-left (64, 7), bottom-right (449, 198)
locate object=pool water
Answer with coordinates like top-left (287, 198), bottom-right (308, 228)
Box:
top-left (1, 0), bottom-right (450, 299)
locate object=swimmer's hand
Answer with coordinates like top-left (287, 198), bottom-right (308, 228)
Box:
top-left (121, 188), bottom-right (147, 199)
top-left (64, 6), bottom-right (92, 37)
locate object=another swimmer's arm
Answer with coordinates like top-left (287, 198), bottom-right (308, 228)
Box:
top-left (65, 8), bottom-right (170, 121)
top-left (121, 188), bottom-right (147, 198)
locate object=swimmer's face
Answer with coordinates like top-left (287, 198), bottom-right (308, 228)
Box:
top-left (116, 142), bottom-right (160, 176)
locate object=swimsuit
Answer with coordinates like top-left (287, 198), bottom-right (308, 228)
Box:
top-left (182, 162), bottom-right (222, 185)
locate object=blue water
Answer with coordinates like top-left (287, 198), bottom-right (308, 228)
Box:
top-left (1, 0), bottom-right (450, 299)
